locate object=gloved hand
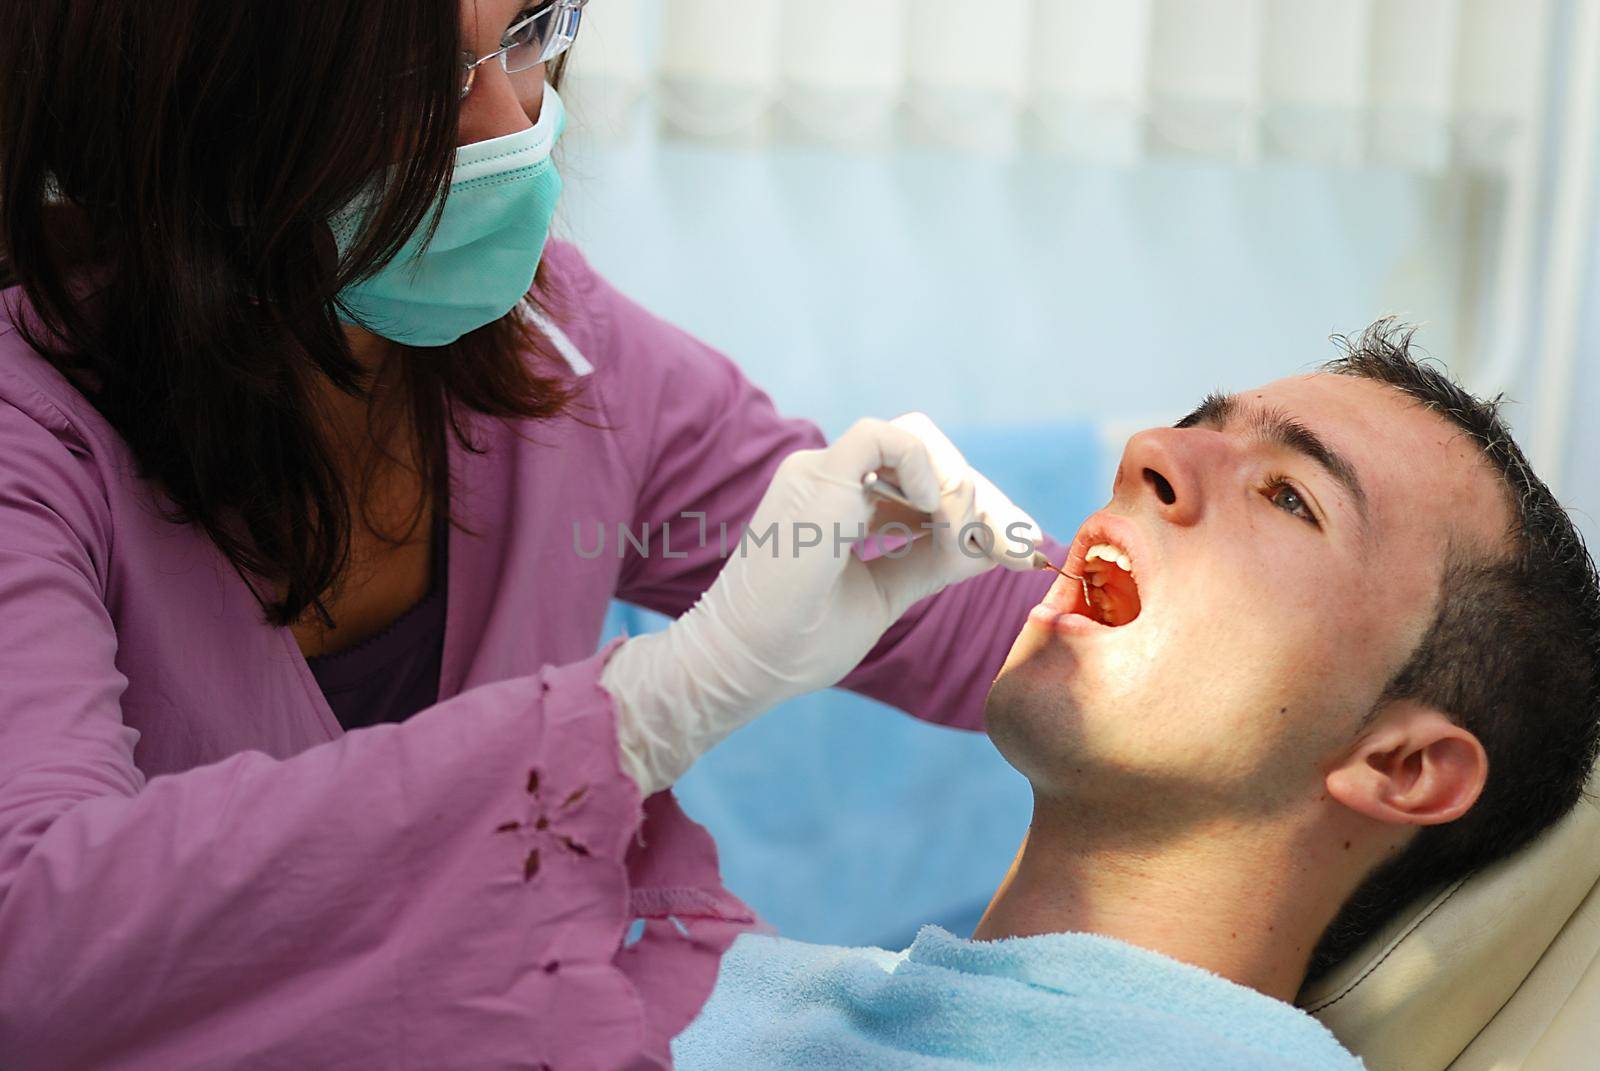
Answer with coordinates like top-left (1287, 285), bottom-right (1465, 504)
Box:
top-left (601, 412), bottom-right (1044, 797)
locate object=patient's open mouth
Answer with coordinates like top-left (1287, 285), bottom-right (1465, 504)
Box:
top-left (1080, 542), bottom-right (1142, 626)
top-left (1031, 518), bottom-right (1149, 634)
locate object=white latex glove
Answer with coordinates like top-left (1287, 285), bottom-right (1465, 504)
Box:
top-left (601, 413), bottom-right (1044, 796)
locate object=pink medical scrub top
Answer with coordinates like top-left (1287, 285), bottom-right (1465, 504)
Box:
top-left (0, 242), bottom-right (1065, 1070)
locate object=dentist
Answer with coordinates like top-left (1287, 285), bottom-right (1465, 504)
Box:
top-left (0, 2), bottom-right (1064, 1068)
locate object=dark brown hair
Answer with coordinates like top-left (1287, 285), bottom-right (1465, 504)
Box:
top-left (1303, 321), bottom-right (1600, 986)
top-left (0, 2), bottom-right (581, 626)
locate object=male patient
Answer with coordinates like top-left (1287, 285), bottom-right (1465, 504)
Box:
top-left (672, 323), bottom-right (1600, 1070)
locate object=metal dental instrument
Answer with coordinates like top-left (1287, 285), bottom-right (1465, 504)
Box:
top-left (860, 473), bottom-right (1089, 598)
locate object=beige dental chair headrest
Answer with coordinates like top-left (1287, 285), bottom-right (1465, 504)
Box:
top-left (1299, 771), bottom-right (1600, 1070)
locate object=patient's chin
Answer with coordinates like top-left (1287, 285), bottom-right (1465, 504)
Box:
top-left (984, 660), bottom-right (1086, 793)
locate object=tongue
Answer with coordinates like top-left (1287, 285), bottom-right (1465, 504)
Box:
top-left (1087, 569), bottom-right (1142, 626)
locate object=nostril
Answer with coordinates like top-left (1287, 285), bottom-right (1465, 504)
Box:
top-left (1144, 468), bottom-right (1176, 506)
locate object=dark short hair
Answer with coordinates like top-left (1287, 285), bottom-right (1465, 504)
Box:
top-left (1302, 321), bottom-right (1600, 987)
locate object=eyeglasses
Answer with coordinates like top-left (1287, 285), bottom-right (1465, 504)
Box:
top-left (459, 0), bottom-right (588, 100)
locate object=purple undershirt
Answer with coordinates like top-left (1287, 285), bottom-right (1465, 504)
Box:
top-left (305, 506), bottom-right (447, 731)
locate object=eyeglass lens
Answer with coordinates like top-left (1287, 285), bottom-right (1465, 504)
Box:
top-left (505, 2), bottom-right (581, 72)
top-left (460, 2), bottom-right (583, 99)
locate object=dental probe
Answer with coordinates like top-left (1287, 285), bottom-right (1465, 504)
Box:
top-left (860, 472), bottom-right (1085, 588)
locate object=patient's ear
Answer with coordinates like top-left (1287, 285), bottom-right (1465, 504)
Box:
top-left (1324, 701), bottom-right (1488, 827)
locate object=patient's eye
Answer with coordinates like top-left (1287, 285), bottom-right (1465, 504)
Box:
top-left (1266, 478), bottom-right (1318, 527)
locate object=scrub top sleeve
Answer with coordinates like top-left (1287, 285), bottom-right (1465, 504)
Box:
top-left (0, 400), bottom-right (654, 1070)
top-left (595, 276), bottom-right (828, 612)
top-left (834, 532), bottom-right (1069, 731)
top-left (583, 261), bottom-right (1067, 734)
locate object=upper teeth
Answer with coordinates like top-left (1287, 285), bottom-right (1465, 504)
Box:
top-left (1085, 542), bottom-right (1133, 573)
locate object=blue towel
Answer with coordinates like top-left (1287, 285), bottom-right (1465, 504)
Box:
top-left (673, 926), bottom-right (1365, 1070)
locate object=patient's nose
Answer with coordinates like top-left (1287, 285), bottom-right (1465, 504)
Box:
top-left (1117, 428), bottom-right (1203, 527)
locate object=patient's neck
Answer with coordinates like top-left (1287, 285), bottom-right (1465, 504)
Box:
top-left (971, 798), bottom-right (1356, 1003)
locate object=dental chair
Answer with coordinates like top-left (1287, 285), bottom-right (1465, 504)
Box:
top-left (1301, 769), bottom-right (1600, 1069)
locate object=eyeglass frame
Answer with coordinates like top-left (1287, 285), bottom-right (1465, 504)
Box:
top-left (459, 0), bottom-right (588, 100)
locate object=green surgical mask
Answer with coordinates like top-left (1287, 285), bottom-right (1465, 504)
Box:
top-left (332, 84), bottom-right (566, 347)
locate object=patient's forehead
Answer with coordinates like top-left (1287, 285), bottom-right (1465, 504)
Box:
top-left (1243, 373), bottom-right (1511, 555)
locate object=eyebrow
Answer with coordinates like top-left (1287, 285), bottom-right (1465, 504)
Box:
top-left (1175, 391), bottom-right (1370, 524)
